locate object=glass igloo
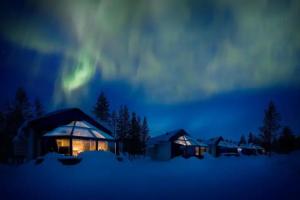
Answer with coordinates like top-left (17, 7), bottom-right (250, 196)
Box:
top-left (43, 120), bottom-right (115, 156)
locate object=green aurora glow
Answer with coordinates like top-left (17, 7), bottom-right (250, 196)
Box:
top-left (1, 0), bottom-right (300, 105)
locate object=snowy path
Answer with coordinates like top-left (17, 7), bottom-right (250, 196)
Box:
top-left (1, 152), bottom-right (300, 200)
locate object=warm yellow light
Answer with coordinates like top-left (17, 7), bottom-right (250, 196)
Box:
top-left (56, 139), bottom-right (69, 147)
top-left (72, 139), bottom-right (97, 156)
top-left (98, 141), bottom-right (108, 151)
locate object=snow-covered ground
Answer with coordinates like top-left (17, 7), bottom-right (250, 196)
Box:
top-left (1, 152), bottom-right (300, 200)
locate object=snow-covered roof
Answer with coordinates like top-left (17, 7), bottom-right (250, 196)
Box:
top-left (206, 137), bottom-right (239, 148)
top-left (148, 129), bottom-right (183, 144)
top-left (148, 129), bottom-right (207, 147)
top-left (196, 140), bottom-right (209, 147)
top-left (218, 140), bottom-right (238, 148)
top-left (14, 108), bottom-right (114, 141)
top-left (207, 136), bottom-right (223, 145)
top-left (239, 143), bottom-right (264, 150)
top-left (43, 120), bottom-right (114, 140)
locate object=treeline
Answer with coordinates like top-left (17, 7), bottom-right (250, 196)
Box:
top-left (92, 92), bottom-right (150, 157)
top-left (239, 101), bottom-right (300, 155)
top-left (0, 87), bottom-right (45, 163)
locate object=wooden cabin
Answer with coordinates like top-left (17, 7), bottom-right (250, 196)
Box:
top-left (147, 129), bottom-right (208, 161)
top-left (207, 136), bottom-right (239, 157)
top-left (13, 108), bottom-right (116, 161)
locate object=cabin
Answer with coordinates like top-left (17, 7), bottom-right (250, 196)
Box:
top-left (147, 129), bottom-right (208, 161)
top-left (255, 145), bottom-right (266, 154)
top-left (207, 136), bottom-right (239, 157)
top-left (239, 143), bottom-right (265, 155)
top-left (13, 108), bottom-right (116, 161)
top-left (197, 139), bottom-right (209, 153)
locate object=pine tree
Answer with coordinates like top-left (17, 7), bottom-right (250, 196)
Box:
top-left (15, 87), bottom-right (33, 120)
top-left (278, 126), bottom-right (295, 153)
top-left (116, 105), bottom-right (130, 153)
top-left (239, 135), bottom-right (246, 145)
top-left (140, 116), bottom-right (149, 155)
top-left (248, 132), bottom-right (254, 144)
top-left (6, 87), bottom-right (33, 134)
top-left (93, 92), bottom-right (110, 122)
top-left (123, 106), bottom-right (130, 138)
top-left (129, 112), bottom-right (141, 156)
top-left (1, 87), bottom-right (33, 162)
top-left (116, 106), bottom-right (124, 140)
top-left (110, 110), bottom-right (118, 138)
top-left (259, 101), bottom-right (281, 155)
top-left (0, 111), bottom-right (7, 162)
top-left (34, 98), bottom-right (44, 118)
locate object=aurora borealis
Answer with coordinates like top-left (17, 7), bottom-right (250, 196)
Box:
top-left (1, 0), bottom-right (300, 138)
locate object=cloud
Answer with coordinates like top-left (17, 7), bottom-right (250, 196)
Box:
top-left (1, 0), bottom-right (300, 104)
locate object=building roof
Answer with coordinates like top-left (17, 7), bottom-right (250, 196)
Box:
top-left (16, 108), bottom-right (113, 140)
top-left (218, 140), bottom-right (238, 148)
top-left (207, 136), bottom-right (224, 145)
top-left (207, 136), bottom-right (239, 148)
top-left (148, 129), bottom-right (206, 147)
top-left (148, 129), bottom-right (185, 144)
top-left (43, 120), bottom-right (114, 140)
top-left (239, 143), bottom-right (264, 150)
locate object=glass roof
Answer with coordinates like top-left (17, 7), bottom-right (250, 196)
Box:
top-left (43, 121), bottom-right (113, 140)
top-left (174, 135), bottom-right (199, 146)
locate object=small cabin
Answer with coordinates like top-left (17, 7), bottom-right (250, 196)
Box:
top-left (207, 136), bottom-right (239, 157)
top-left (239, 143), bottom-right (265, 155)
top-left (147, 129), bottom-right (208, 161)
top-left (13, 108), bottom-right (116, 161)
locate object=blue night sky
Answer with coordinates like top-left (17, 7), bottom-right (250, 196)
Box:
top-left (0, 0), bottom-right (300, 139)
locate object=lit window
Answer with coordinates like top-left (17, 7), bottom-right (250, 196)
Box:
top-left (72, 139), bottom-right (96, 156)
top-left (98, 141), bottom-right (108, 151)
top-left (56, 139), bottom-right (70, 155)
top-left (174, 135), bottom-right (192, 146)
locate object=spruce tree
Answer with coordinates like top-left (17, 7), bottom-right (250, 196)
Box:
top-left (34, 98), bottom-right (44, 118)
top-left (0, 111), bottom-right (6, 162)
top-left (15, 87), bottom-right (33, 120)
top-left (123, 105), bottom-right (130, 140)
top-left (2, 87), bottom-right (33, 161)
top-left (259, 101), bottom-right (281, 155)
top-left (110, 110), bottom-right (118, 138)
top-left (129, 112), bottom-right (141, 156)
top-left (141, 117), bottom-right (149, 155)
top-left (239, 135), bottom-right (246, 145)
top-left (248, 132), bottom-right (254, 144)
top-left (93, 92), bottom-right (110, 122)
top-left (278, 126), bottom-right (295, 153)
top-left (116, 105), bottom-right (130, 153)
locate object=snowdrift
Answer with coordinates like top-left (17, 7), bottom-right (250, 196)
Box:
top-left (1, 151), bottom-right (300, 200)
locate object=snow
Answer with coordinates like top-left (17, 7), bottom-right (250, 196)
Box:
top-left (1, 151), bottom-right (300, 200)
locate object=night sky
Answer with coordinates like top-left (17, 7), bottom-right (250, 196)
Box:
top-left (1, 0), bottom-right (300, 139)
